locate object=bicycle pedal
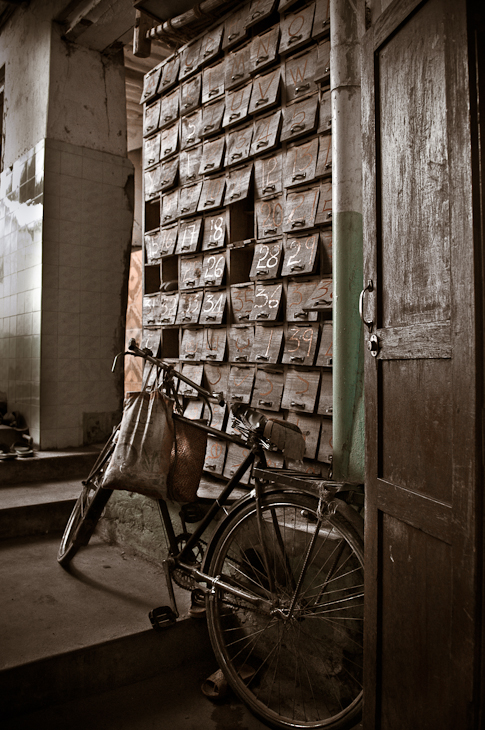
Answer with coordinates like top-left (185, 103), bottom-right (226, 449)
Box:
top-left (149, 606), bottom-right (178, 630)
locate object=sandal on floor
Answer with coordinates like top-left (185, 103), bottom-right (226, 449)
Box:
top-left (10, 442), bottom-right (34, 458)
top-left (0, 443), bottom-right (16, 460)
top-left (201, 669), bottom-right (228, 701)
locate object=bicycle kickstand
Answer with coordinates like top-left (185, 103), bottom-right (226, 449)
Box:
top-left (148, 559), bottom-right (179, 630)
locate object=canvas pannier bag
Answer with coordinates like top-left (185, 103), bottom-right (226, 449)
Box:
top-left (102, 389), bottom-right (175, 499)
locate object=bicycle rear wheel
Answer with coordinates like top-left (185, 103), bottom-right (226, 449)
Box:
top-left (205, 490), bottom-right (364, 730)
top-left (57, 430), bottom-right (117, 566)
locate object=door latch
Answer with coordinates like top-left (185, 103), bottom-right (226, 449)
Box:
top-left (368, 334), bottom-right (379, 357)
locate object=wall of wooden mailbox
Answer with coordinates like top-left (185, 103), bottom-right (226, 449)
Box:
top-left (140, 0), bottom-right (333, 492)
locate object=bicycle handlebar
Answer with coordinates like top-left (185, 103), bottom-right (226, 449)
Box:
top-left (126, 339), bottom-right (225, 407)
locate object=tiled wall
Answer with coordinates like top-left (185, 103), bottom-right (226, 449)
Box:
top-left (0, 138), bottom-right (134, 449)
top-left (0, 141), bottom-right (44, 445)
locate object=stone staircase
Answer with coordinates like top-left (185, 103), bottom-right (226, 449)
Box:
top-left (0, 449), bottom-right (210, 723)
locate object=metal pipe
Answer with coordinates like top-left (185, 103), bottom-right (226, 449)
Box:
top-left (330, 0), bottom-right (365, 482)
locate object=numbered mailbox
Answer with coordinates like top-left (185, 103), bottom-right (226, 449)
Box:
top-left (201, 99), bottom-right (225, 138)
top-left (176, 217), bottom-right (203, 255)
top-left (225, 125), bottom-right (253, 167)
top-left (321, 229), bottom-right (332, 273)
top-left (223, 82), bottom-right (253, 128)
top-left (254, 151), bottom-right (283, 199)
top-left (159, 157), bottom-right (179, 192)
top-left (198, 175), bottom-right (226, 211)
top-left (204, 362), bottom-right (230, 398)
top-left (255, 195), bottom-right (284, 238)
top-left (250, 24), bottom-right (279, 72)
top-left (303, 277), bottom-right (333, 310)
top-left (179, 146), bottom-right (202, 186)
top-left (144, 134), bottom-right (160, 168)
top-left (180, 74), bottom-right (201, 117)
top-left (316, 134), bottom-right (332, 178)
top-left (205, 401), bottom-right (227, 430)
top-left (315, 38), bottom-right (331, 86)
top-left (318, 88), bottom-right (332, 135)
top-left (140, 328), bottom-right (161, 355)
top-left (250, 282), bottom-right (283, 321)
top-left (249, 67), bottom-right (280, 114)
top-left (199, 289), bottom-right (227, 325)
top-left (287, 412), bottom-right (322, 460)
top-left (224, 163), bottom-right (253, 206)
top-left (318, 369), bottom-right (333, 416)
top-left (283, 186), bottom-right (319, 232)
top-left (161, 188), bottom-right (179, 225)
top-left (249, 240), bottom-right (282, 280)
top-left (180, 328), bottom-right (204, 361)
top-left (231, 282), bottom-right (255, 322)
top-left (184, 399), bottom-right (205, 420)
top-left (202, 60), bottom-right (225, 105)
top-left (140, 64), bottom-right (162, 104)
top-left (179, 363), bottom-right (204, 398)
top-left (202, 252), bottom-right (226, 287)
top-left (317, 418), bottom-right (333, 464)
top-left (202, 213), bottom-right (226, 250)
top-left (313, 0), bottom-right (330, 39)
top-left (265, 451), bottom-right (285, 470)
top-left (279, 2), bottom-right (315, 54)
top-left (160, 54), bottom-right (180, 93)
top-left (225, 42), bottom-right (251, 91)
top-left (179, 39), bottom-right (201, 81)
top-left (246, 0), bottom-right (277, 28)
top-left (281, 231), bottom-right (319, 275)
top-left (316, 321), bottom-right (333, 366)
top-left (200, 24), bottom-right (223, 64)
top-left (286, 459), bottom-right (323, 476)
top-left (143, 293), bottom-right (162, 326)
top-left (280, 95), bottom-right (318, 142)
top-left (176, 290), bottom-right (204, 325)
top-left (228, 365), bottom-right (255, 404)
top-left (158, 224), bottom-right (179, 257)
top-left (222, 7), bottom-right (248, 50)
top-left (223, 442), bottom-right (251, 484)
top-left (285, 46), bottom-right (318, 103)
top-left (144, 165), bottom-right (162, 200)
top-left (179, 253), bottom-right (204, 290)
top-left (251, 368), bottom-right (284, 412)
top-left (180, 109), bottom-right (203, 149)
top-left (201, 328), bottom-right (227, 361)
top-left (315, 180), bottom-right (333, 226)
top-left (179, 181), bottom-right (203, 218)
top-left (160, 88), bottom-right (179, 128)
top-left (286, 279), bottom-right (319, 322)
top-left (160, 123), bottom-right (179, 160)
top-left (227, 325), bottom-right (255, 363)
top-left (281, 368), bottom-right (320, 412)
top-left (144, 100), bottom-right (160, 137)
top-left (250, 325), bottom-right (284, 364)
top-left (284, 137), bottom-right (319, 187)
top-left (145, 229), bottom-right (164, 263)
top-left (283, 323), bottom-right (319, 366)
top-left (251, 110), bottom-right (281, 156)
top-left (159, 291), bottom-right (179, 325)
top-left (204, 437), bottom-right (227, 475)
top-left (199, 136), bottom-right (225, 175)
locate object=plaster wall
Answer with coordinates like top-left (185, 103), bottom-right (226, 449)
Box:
top-left (0, 2), bottom-right (134, 448)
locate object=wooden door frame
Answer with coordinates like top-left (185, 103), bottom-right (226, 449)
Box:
top-left (361, 0), bottom-right (483, 726)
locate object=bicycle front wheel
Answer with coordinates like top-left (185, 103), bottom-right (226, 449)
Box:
top-left (57, 430), bottom-right (117, 566)
top-left (205, 491), bottom-right (364, 730)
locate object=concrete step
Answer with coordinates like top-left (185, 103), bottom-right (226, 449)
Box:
top-left (0, 479), bottom-right (82, 539)
top-left (0, 446), bottom-right (100, 486)
top-left (0, 532), bottom-right (196, 721)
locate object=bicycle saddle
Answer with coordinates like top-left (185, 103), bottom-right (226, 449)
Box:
top-left (231, 403), bottom-right (305, 461)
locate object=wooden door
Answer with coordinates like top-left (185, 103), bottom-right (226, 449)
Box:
top-left (362, 0), bottom-right (481, 727)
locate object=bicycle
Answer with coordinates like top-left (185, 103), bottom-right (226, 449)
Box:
top-left (58, 340), bottom-right (365, 730)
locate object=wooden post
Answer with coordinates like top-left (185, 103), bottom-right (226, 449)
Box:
top-left (133, 9), bottom-right (152, 58)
